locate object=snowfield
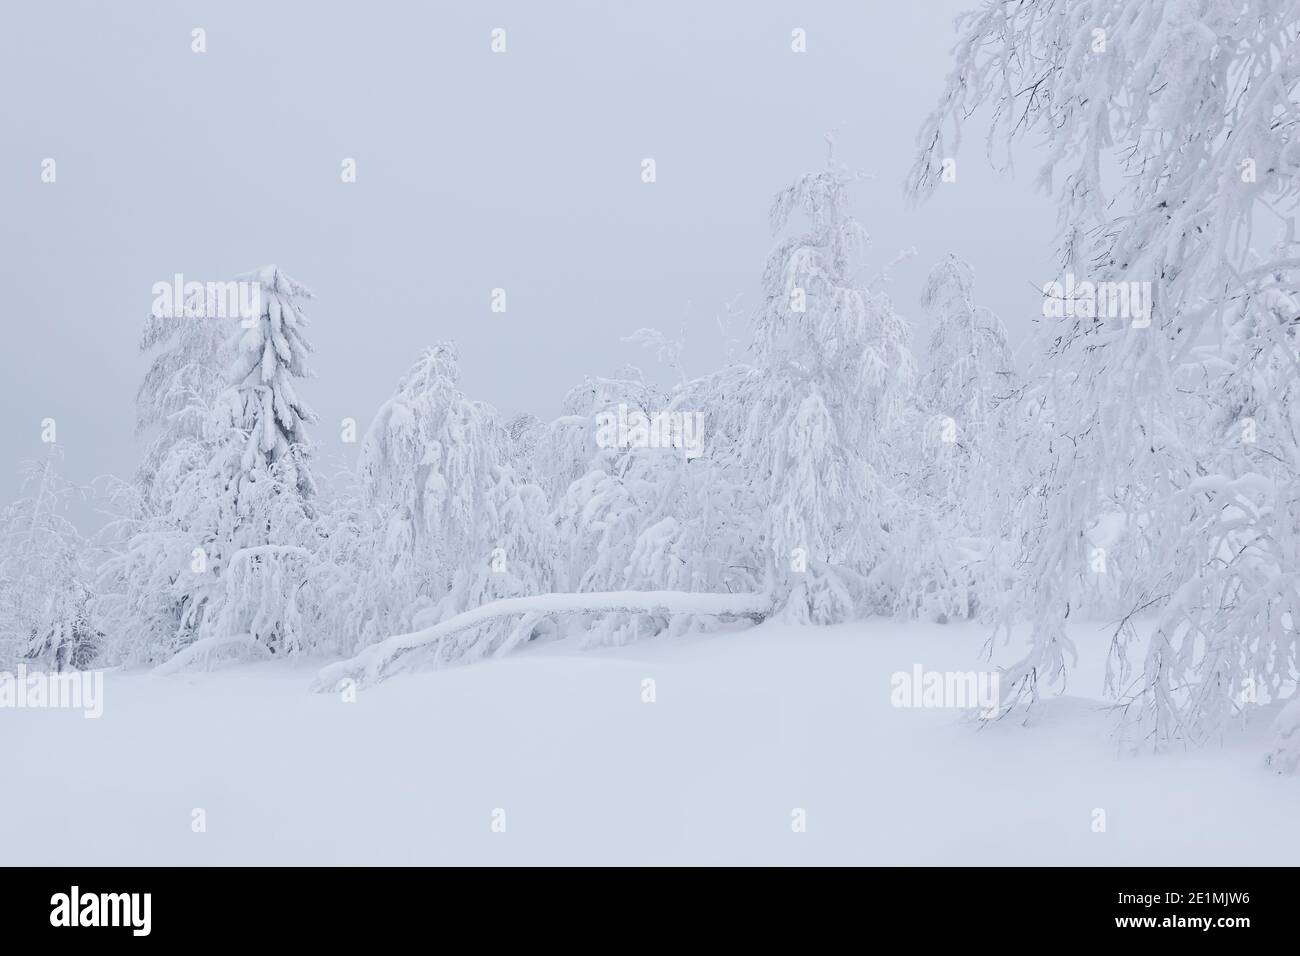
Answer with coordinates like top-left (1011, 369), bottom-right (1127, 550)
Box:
top-left (5, 619), bottom-right (1298, 866)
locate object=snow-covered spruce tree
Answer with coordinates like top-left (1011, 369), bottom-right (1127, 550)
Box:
top-left (742, 143), bottom-right (915, 622)
top-left (216, 266), bottom-right (317, 501)
top-left (129, 265), bottom-right (321, 660)
top-left (200, 266), bottom-right (323, 654)
top-left (0, 451), bottom-right (99, 670)
top-left (99, 267), bottom-right (323, 663)
top-left (888, 254), bottom-right (1016, 623)
top-left (910, 0), bottom-right (1300, 755)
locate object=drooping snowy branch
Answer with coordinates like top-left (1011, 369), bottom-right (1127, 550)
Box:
top-left (912, 0), bottom-right (1300, 757)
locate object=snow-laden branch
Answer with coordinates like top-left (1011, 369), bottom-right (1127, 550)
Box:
top-left (311, 590), bottom-right (772, 692)
top-left (152, 633), bottom-right (272, 676)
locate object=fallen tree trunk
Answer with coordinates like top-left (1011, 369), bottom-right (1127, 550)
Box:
top-left (310, 590), bottom-right (772, 692)
top-left (152, 634), bottom-right (272, 676)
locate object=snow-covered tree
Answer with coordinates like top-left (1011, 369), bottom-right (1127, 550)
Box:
top-left (93, 291), bottom-right (239, 663)
top-left (548, 365), bottom-right (758, 645)
top-left (92, 476), bottom-right (197, 665)
top-left (742, 141), bottom-right (915, 622)
top-left (423, 464), bottom-right (556, 663)
top-left (887, 254), bottom-right (1017, 624)
top-left (550, 370), bottom-right (670, 592)
top-left (504, 412), bottom-right (546, 485)
top-left (919, 254), bottom-right (1013, 436)
top-left (134, 294), bottom-right (236, 511)
top-left (215, 265), bottom-right (317, 502)
top-left (349, 344), bottom-right (500, 639)
top-left (347, 343), bottom-right (554, 659)
top-left (195, 266), bottom-right (320, 653)
top-left (100, 266), bottom-right (323, 663)
top-left (911, 0), bottom-right (1300, 756)
top-left (0, 452), bottom-right (99, 670)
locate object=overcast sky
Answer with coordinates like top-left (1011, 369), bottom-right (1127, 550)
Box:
top-left (0, 0), bottom-right (1055, 496)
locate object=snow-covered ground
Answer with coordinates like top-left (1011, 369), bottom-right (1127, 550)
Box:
top-left (5, 619), bottom-right (1298, 865)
